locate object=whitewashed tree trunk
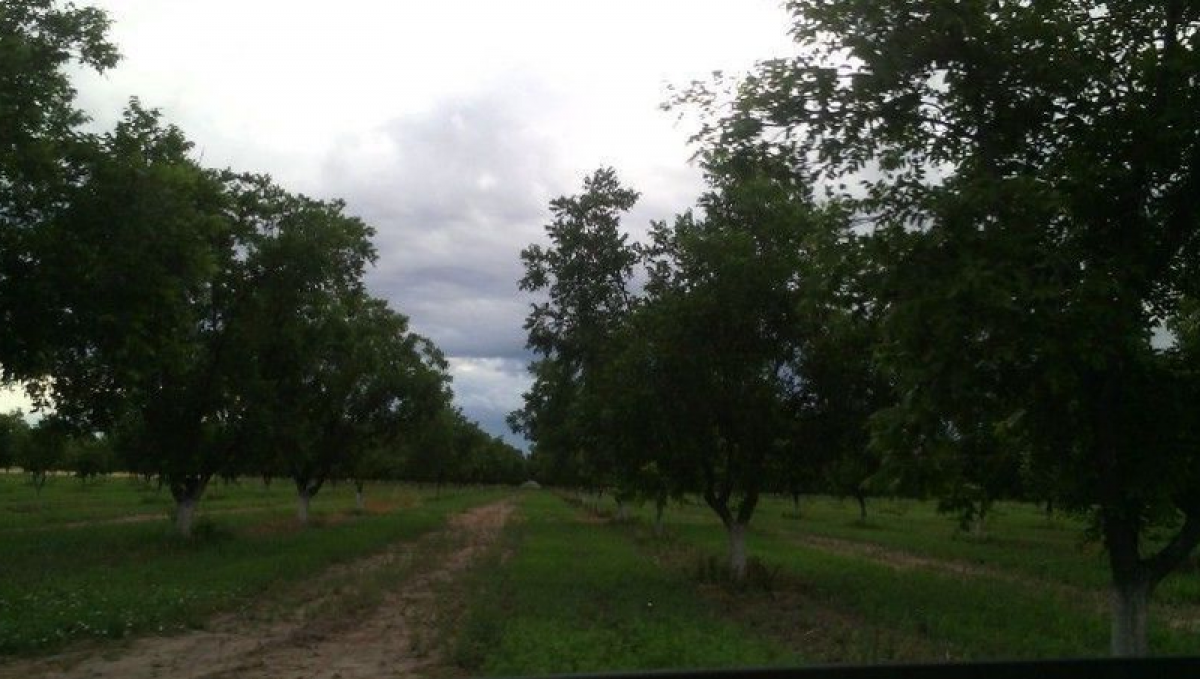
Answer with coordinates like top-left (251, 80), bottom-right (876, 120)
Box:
top-left (176, 497), bottom-right (197, 537)
top-left (1111, 579), bottom-right (1151, 656)
top-left (355, 489), bottom-right (365, 511)
top-left (728, 522), bottom-right (748, 580)
top-left (616, 498), bottom-right (629, 521)
top-left (297, 491), bottom-right (311, 524)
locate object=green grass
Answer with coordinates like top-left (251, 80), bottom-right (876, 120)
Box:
top-left (605, 494), bottom-right (1200, 660)
top-left (750, 495), bottom-right (1200, 607)
top-left (0, 475), bottom-right (506, 656)
top-left (453, 492), bottom-right (795, 675)
top-left (7, 477), bottom-right (1198, 667)
top-left (0, 473), bottom-right (296, 531)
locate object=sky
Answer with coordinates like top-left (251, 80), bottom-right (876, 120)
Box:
top-left (5, 0), bottom-right (800, 445)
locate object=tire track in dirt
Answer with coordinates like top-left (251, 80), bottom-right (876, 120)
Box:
top-left (0, 498), bottom-right (515, 679)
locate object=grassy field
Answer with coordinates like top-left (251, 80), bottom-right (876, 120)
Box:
top-left (453, 492), bottom-right (795, 675)
top-left (583, 493), bottom-right (1200, 661)
top-left (0, 473), bottom-right (505, 655)
top-left (3, 476), bottom-right (1199, 672)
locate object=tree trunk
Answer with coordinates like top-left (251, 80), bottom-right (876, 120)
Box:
top-left (728, 522), bottom-right (748, 580)
top-left (355, 488), bottom-right (365, 511)
top-left (791, 491), bottom-right (800, 515)
top-left (1110, 578), bottom-right (1151, 656)
top-left (616, 498), bottom-right (628, 521)
top-left (170, 476), bottom-right (208, 538)
top-left (856, 492), bottom-right (867, 521)
top-left (297, 490), bottom-right (311, 524)
top-left (176, 496), bottom-right (197, 537)
top-left (654, 497), bottom-right (666, 537)
top-left (971, 500), bottom-right (989, 537)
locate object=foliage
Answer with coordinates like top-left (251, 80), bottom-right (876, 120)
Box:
top-left (673, 0), bottom-right (1200, 654)
top-left (0, 0), bottom-right (119, 377)
top-left (24, 102), bottom-right (245, 519)
top-left (222, 176), bottom-right (450, 513)
top-left (399, 408), bottom-right (526, 486)
top-left (511, 168), bottom-right (640, 491)
top-left (18, 417), bottom-right (67, 493)
top-left (627, 149), bottom-right (855, 575)
top-left (0, 411), bottom-right (30, 469)
top-left (0, 5), bottom-right (467, 528)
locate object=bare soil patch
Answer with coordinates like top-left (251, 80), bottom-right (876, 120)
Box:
top-left (0, 499), bottom-right (515, 679)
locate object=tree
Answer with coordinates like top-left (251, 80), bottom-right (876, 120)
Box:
top-left (20, 417), bottom-right (67, 494)
top-left (511, 168), bottom-right (640, 500)
top-left (348, 446), bottom-right (388, 511)
top-left (690, 0), bottom-right (1200, 654)
top-left (247, 289), bottom-right (449, 524)
top-left (790, 221), bottom-right (888, 523)
top-left (1, 0), bottom-right (118, 382)
top-left (225, 175), bottom-right (377, 523)
top-left (0, 411), bottom-right (30, 471)
top-left (511, 360), bottom-right (585, 488)
top-left (633, 149), bottom-right (844, 579)
top-left (27, 103), bottom-right (244, 535)
top-left (66, 433), bottom-right (112, 485)
top-left (588, 307), bottom-right (696, 535)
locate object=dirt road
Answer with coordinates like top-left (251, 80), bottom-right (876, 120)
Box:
top-left (0, 499), bottom-right (515, 679)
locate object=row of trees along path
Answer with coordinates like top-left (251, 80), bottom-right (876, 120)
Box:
top-left (0, 2), bottom-right (526, 535)
top-left (511, 2), bottom-right (1200, 658)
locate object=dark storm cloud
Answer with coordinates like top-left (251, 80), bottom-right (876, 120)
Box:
top-left (317, 78), bottom-right (571, 445)
top-left (447, 356), bottom-right (532, 446)
top-left (321, 77), bottom-right (569, 362)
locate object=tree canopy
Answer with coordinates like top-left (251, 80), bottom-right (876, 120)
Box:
top-left (668, 0), bottom-right (1200, 655)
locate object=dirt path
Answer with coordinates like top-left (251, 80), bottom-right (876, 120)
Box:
top-left (0, 499), bottom-right (515, 679)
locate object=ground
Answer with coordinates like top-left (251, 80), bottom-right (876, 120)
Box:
top-left (1, 476), bottom-right (1198, 676)
top-left (0, 500), bottom-right (512, 679)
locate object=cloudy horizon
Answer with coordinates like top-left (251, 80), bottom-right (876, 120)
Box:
top-left (1, 1), bottom-right (799, 447)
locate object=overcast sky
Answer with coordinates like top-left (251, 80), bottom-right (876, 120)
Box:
top-left (1, 0), bottom-right (798, 445)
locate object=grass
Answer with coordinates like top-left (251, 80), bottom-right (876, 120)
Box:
top-left (0, 472), bottom-right (297, 531)
top-left (604, 494), bottom-right (1200, 660)
top-left (452, 492), bottom-right (796, 675)
top-left (6, 476), bottom-right (1198, 668)
top-left (0, 474), bottom-right (506, 656)
top-left (750, 495), bottom-right (1200, 607)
